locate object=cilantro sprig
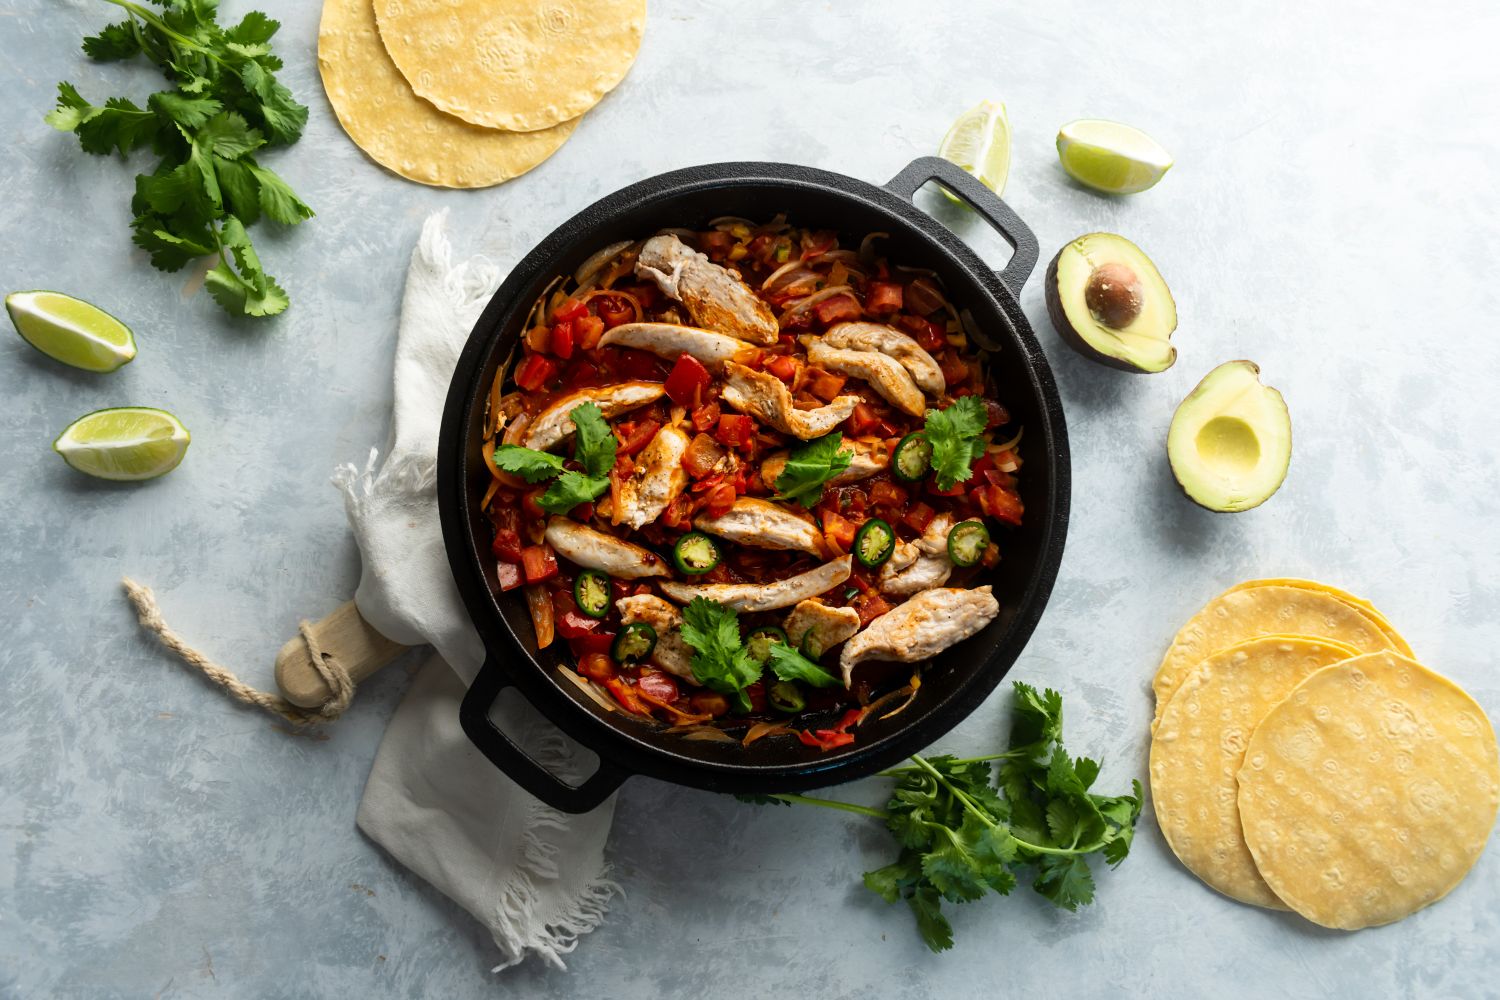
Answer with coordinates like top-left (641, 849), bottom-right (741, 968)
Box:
top-left (491, 403), bottom-right (617, 514)
top-left (765, 641), bottom-right (839, 688)
top-left (678, 598), bottom-right (761, 712)
top-left (773, 431), bottom-right (853, 507)
top-left (922, 395), bottom-right (989, 491)
top-left (46, 0), bottom-right (312, 318)
top-left (739, 682), bottom-right (1142, 952)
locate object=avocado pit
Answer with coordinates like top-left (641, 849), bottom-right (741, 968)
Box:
top-left (1045, 232), bottom-right (1177, 373)
top-left (1084, 262), bottom-right (1143, 329)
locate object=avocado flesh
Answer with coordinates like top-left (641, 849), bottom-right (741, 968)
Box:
top-left (1045, 233), bottom-right (1177, 373)
top-left (1167, 360), bottom-right (1291, 512)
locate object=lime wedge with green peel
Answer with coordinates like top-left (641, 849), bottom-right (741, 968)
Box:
top-left (1056, 119), bottom-right (1173, 195)
top-left (938, 100), bottom-right (1011, 199)
top-left (6, 291), bottom-right (137, 373)
top-left (54, 407), bottom-right (191, 481)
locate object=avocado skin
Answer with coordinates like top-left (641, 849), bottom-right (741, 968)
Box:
top-left (1043, 239), bottom-right (1177, 374)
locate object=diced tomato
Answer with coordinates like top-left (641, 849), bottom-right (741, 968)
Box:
top-left (807, 370), bottom-right (848, 402)
top-left (853, 591), bottom-right (893, 626)
top-left (845, 402), bottom-right (881, 436)
top-left (553, 296), bottom-right (587, 323)
top-left (939, 352), bottom-right (969, 386)
top-left (691, 402), bottom-right (721, 433)
top-left (549, 320), bottom-right (575, 360)
top-left (578, 652), bottom-right (616, 683)
top-left (699, 230), bottom-right (734, 259)
top-left (637, 670), bottom-right (680, 703)
top-left (514, 353), bottom-right (558, 392)
top-left (898, 313), bottom-right (947, 352)
top-left (713, 413), bottom-right (755, 449)
top-left (522, 488), bottom-right (549, 521)
top-left (813, 294), bottom-right (861, 326)
top-left (556, 608), bottom-right (602, 639)
top-left (524, 325), bottom-right (551, 353)
top-left (490, 526), bottom-right (524, 564)
top-left (983, 398), bottom-right (1010, 429)
top-left (822, 510), bottom-right (857, 553)
top-left (703, 482), bottom-right (736, 518)
top-left (869, 481), bottom-right (908, 508)
top-left (574, 315), bottom-right (605, 351)
top-left (800, 231), bottom-right (838, 258)
top-left (604, 677), bottom-right (651, 716)
top-left (610, 347), bottom-right (667, 382)
top-left (737, 348), bottom-right (766, 371)
top-left (904, 501), bottom-right (936, 533)
top-left (664, 354), bottom-right (712, 407)
top-left (520, 544), bottom-right (558, 584)
top-left (866, 281), bottom-right (904, 315)
top-left (615, 419), bottom-right (661, 457)
top-left (682, 433), bottom-right (727, 479)
top-left (927, 476), bottom-right (965, 498)
top-left (572, 501), bottom-right (595, 521)
top-left (661, 494), bottom-right (692, 529)
top-left (765, 354), bottom-right (798, 385)
top-left (570, 632), bottom-right (616, 659)
top-left (594, 294), bottom-right (635, 329)
top-left (495, 561), bottom-right (524, 592)
top-left (978, 484), bottom-right (1024, 526)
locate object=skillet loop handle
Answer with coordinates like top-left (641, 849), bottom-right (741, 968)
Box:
top-left (459, 658), bottom-right (626, 814)
top-left (884, 156), bottom-right (1039, 300)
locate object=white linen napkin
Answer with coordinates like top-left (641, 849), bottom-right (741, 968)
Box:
top-left (333, 210), bottom-right (619, 971)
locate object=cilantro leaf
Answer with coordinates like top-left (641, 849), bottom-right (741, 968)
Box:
top-left (149, 90), bottom-right (223, 129)
top-left (1032, 854), bottom-right (1096, 911)
top-left (734, 793), bottom-right (792, 807)
top-left (923, 396), bottom-right (989, 490)
top-left (198, 112), bottom-right (264, 159)
top-left (907, 887), bottom-right (954, 953)
top-left (765, 642), bottom-right (840, 688)
top-left (212, 157), bottom-right (261, 224)
top-left (568, 403), bottom-right (617, 479)
top-left (537, 471), bottom-right (608, 514)
top-left (248, 162), bottom-right (312, 224)
top-left (83, 22), bottom-right (142, 62)
top-left (203, 216), bottom-right (288, 318)
top-left (773, 431), bottom-right (853, 506)
top-left (678, 598), bottom-right (760, 712)
top-left (491, 445), bottom-right (566, 483)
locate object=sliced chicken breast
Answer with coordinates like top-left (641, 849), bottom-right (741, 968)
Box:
top-left (635, 234), bottom-right (779, 345)
top-left (721, 362), bottom-right (861, 440)
top-left (824, 322), bottom-right (945, 396)
top-left (879, 513), bottom-right (959, 596)
top-left (617, 594), bottom-right (696, 681)
top-left (759, 437), bottom-right (891, 491)
top-left (544, 518), bottom-right (668, 579)
top-left (838, 585), bottom-right (999, 686)
top-left (693, 497), bottom-right (823, 556)
top-left (802, 337), bottom-right (926, 417)
top-left (783, 600), bottom-right (861, 655)
top-left (524, 382), bottom-right (665, 452)
top-left (612, 424), bottom-right (690, 530)
top-left (598, 322), bottom-right (755, 372)
top-left (658, 556), bottom-right (853, 613)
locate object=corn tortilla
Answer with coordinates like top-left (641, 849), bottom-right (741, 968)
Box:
top-left (1225, 578), bottom-right (1413, 658)
top-left (1150, 635), bottom-right (1359, 909)
top-left (319, 0), bottom-right (577, 188)
top-left (1237, 653), bottom-right (1499, 929)
top-left (372, 0), bottom-right (646, 132)
top-left (1153, 585), bottom-right (1397, 730)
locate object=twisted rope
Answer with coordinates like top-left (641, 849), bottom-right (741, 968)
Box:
top-left (122, 578), bottom-right (354, 725)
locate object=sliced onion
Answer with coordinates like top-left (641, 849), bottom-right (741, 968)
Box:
top-left (581, 287), bottom-right (643, 325)
top-left (742, 720), bottom-right (791, 746)
top-left (558, 669), bottom-right (621, 714)
top-left (673, 725), bottom-right (738, 743)
top-left (574, 240), bottom-right (633, 287)
top-left (905, 276), bottom-right (948, 315)
top-left (989, 427), bottom-right (1024, 454)
top-left (525, 585), bottom-right (554, 649)
top-left (858, 231), bottom-right (889, 262)
top-left (708, 215), bottom-right (756, 230)
top-left (502, 411), bottom-right (531, 447)
top-left (762, 259), bottom-right (811, 291)
top-left (528, 275), bottom-right (563, 329)
top-left (878, 673), bottom-right (923, 721)
top-left (778, 284), bottom-right (854, 323)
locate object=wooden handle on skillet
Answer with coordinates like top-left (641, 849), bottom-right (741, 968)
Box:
top-left (274, 601), bottom-right (410, 708)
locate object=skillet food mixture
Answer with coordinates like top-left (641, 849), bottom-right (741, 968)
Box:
top-left (481, 218), bottom-right (1023, 749)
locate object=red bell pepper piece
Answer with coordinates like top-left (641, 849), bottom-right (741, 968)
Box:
top-left (806, 370), bottom-right (848, 402)
top-left (636, 670), bottom-right (680, 703)
top-left (979, 484), bottom-right (1024, 526)
top-left (615, 419), bottom-right (661, 457)
top-left (550, 320), bottom-right (575, 360)
top-left (574, 314), bottom-right (605, 351)
top-left (691, 402), bottom-right (721, 433)
top-left (904, 501), bottom-right (936, 533)
top-left (514, 353), bottom-right (558, 392)
top-left (552, 296), bottom-right (587, 323)
top-left (604, 677), bottom-right (651, 716)
top-left (595, 294), bottom-right (635, 329)
top-left (813, 293), bottom-right (861, 326)
top-left (865, 281), bottom-right (903, 314)
top-left (764, 354), bottom-right (798, 385)
top-left (569, 632), bottom-right (616, 659)
top-left (703, 482), bottom-right (736, 518)
top-left (713, 413), bottom-right (755, 449)
top-left (845, 402), bottom-right (881, 436)
top-left (520, 544), bottom-right (558, 584)
top-left (663, 354), bottom-right (712, 407)
top-left (898, 314), bottom-right (947, 352)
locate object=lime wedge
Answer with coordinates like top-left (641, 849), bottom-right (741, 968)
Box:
top-left (54, 407), bottom-right (190, 481)
top-left (6, 290), bottom-right (137, 373)
top-left (939, 100), bottom-right (1011, 198)
top-left (1056, 119), bottom-right (1173, 195)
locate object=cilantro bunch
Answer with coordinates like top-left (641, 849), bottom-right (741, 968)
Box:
top-left (742, 683), bottom-right (1141, 952)
top-left (46, 0), bottom-right (312, 318)
top-left (679, 598), bottom-right (839, 710)
top-left (492, 403), bottom-right (617, 513)
top-left (922, 395), bottom-right (989, 491)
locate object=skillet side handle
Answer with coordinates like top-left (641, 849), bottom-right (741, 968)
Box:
top-left (884, 156), bottom-right (1039, 300)
top-left (459, 659), bottom-right (627, 814)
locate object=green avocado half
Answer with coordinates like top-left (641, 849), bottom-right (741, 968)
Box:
top-left (1044, 233), bottom-right (1177, 373)
top-left (1167, 360), bottom-right (1291, 512)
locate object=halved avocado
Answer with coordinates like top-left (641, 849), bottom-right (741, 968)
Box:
top-left (1045, 233), bottom-right (1177, 373)
top-left (1167, 360), bottom-right (1291, 512)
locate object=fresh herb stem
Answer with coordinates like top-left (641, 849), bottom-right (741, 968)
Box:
top-left (766, 793), bottom-right (888, 819)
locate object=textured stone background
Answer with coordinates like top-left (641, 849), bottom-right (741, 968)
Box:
top-left (3, 1), bottom-right (1499, 997)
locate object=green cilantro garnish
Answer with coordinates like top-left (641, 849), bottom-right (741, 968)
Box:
top-left (491, 445), bottom-right (566, 483)
top-left (678, 598), bottom-right (761, 712)
top-left (765, 642), bottom-right (839, 688)
top-left (46, 0), bottom-right (312, 318)
top-left (738, 682), bottom-right (1142, 952)
top-left (773, 431), bottom-right (853, 507)
top-left (492, 404), bottom-right (617, 514)
top-left (922, 395), bottom-right (989, 490)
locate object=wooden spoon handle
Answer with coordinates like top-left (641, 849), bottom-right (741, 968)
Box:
top-left (274, 602), bottom-right (410, 709)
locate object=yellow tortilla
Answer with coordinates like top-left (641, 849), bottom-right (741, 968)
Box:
top-left (1150, 635), bottom-right (1359, 909)
top-left (1225, 578), bottom-right (1414, 658)
top-left (1237, 653), bottom-right (1499, 929)
top-left (372, 0), bottom-right (646, 132)
top-left (319, 0), bottom-right (578, 188)
top-left (1153, 585), bottom-right (1396, 729)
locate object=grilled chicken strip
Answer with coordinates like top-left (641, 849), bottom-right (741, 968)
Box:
top-left (759, 437), bottom-right (892, 491)
top-left (878, 513), bottom-right (960, 596)
top-left (598, 322), bottom-right (755, 372)
top-left (523, 382), bottom-right (665, 452)
top-left (802, 337), bottom-right (926, 417)
top-left (544, 518), bottom-right (668, 579)
top-left (783, 599), bottom-right (861, 655)
top-left (823, 322), bottom-right (945, 396)
top-left (612, 424), bottom-right (690, 530)
top-left (635, 234), bottom-right (780, 345)
top-left (693, 497), bottom-right (823, 556)
top-left (616, 594), bottom-right (696, 681)
top-left (722, 362), bottom-right (861, 440)
top-left (659, 556), bottom-right (853, 613)
top-left (838, 585), bottom-right (999, 686)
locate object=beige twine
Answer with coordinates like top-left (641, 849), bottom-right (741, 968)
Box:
top-left (122, 577), bottom-right (354, 725)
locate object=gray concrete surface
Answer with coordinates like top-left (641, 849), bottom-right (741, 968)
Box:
top-left (3, 0), bottom-right (1499, 997)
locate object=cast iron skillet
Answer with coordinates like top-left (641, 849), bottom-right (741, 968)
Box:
top-left (437, 157), bottom-right (1069, 813)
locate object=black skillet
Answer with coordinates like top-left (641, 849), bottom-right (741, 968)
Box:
top-left (437, 157), bottom-right (1069, 813)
